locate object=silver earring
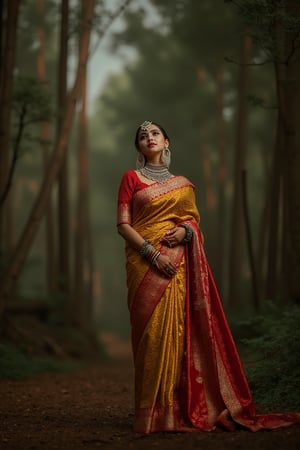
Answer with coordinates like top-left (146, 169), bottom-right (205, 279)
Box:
top-left (136, 152), bottom-right (146, 169)
top-left (161, 147), bottom-right (171, 168)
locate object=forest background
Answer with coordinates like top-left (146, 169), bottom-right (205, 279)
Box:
top-left (0, 0), bottom-right (300, 409)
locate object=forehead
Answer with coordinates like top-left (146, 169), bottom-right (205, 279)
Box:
top-left (139, 124), bottom-right (161, 135)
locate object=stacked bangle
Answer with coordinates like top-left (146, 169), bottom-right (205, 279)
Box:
top-left (179, 223), bottom-right (193, 243)
top-left (140, 240), bottom-right (152, 257)
top-left (139, 240), bottom-right (161, 266)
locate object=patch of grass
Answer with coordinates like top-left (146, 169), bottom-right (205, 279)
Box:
top-left (0, 341), bottom-right (80, 380)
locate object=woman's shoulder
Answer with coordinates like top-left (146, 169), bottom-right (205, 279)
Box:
top-left (118, 169), bottom-right (140, 193)
top-left (121, 168), bottom-right (138, 178)
top-left (120, 169), bottom-right (139, 183)
top-left (175, 174), bottom-right (195, 188)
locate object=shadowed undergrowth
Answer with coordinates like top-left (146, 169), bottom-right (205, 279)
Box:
top-left (232, 303), bottom-right (300, 411)
top-left (0, 341), bottom-right (81, 380)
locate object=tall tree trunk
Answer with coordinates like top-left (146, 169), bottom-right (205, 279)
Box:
top-left (73, 66), bottom-right (94, 331)
top-left (0, 0), bottom-right (4, 87)
top-left (84, 194), bottom-right (95, 330)
top-left (265, 112), bottom-right (282, 299)
top-left (281, 0), bottom-right (300, 302)
top-left (197, 67), bottom-right (216, 266)
top-left (74, 68), bottom-right (88, 329)
top-left (227, 28), bottom-right (252, 309)
top-left (270, 1), bottom-right (300, 303)
top-left (0, 0), bottom-right (20, 260)
top-left (57, 0), bottom-right (70, 302)
top-left (36, 0), bottom-right (56, 295)
top-left (199, 129), bottom-right (216, 266)
top-left (241, 169), bottom-right (260, 311)
top-left (215, 49), bottom-right (227, 298)
top-left (0, 0), bottom-right (96, 324)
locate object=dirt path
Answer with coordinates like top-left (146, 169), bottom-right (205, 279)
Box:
top-left (1, 354), bottom-right (300, 450)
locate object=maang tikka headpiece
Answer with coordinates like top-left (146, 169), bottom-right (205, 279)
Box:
top-left (140, 120), bottom-right (152, 131)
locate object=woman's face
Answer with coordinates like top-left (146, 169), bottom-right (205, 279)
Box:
top-left (137, 124), bottom-right (169, 161)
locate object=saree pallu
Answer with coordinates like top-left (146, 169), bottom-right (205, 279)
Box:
top-left (122, 176), bottom-right (300, 433)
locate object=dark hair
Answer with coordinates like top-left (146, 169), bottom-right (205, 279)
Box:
top-left (134, 122), bottom-right (170, 149)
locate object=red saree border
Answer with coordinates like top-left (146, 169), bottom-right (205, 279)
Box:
top-left (130, 244), bottom-right (185, 359)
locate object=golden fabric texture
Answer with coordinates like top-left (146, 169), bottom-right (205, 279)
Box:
top-left (135, 256), bottom-right (186, 409)
top-left (125, 177), bottom-right (199, 432)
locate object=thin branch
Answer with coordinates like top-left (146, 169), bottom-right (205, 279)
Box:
top-left (285, 28), bottom-right (300, 64)
top-left (0, 105), bottom-right (27, 209)
top-left (89, 0), bottom-right (133, 57)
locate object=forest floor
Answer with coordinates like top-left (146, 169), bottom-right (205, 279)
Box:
top-left (1, 333), bottom-right (300, 450)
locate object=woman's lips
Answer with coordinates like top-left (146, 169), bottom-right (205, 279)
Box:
top-left (148, 143), bottom-right (156, 148)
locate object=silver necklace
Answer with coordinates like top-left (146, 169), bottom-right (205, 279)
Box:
top-left (139, 163), bottom-right (172, 183)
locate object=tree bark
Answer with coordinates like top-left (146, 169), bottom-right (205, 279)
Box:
top-left (265, 112), bottom-right (282, 299)
top-left (73, 65), bottom-right (95, 331)
top-left (0, 0), bottom-right (96, 323)
top-left (271, 1), bottom-right (300, 303)
top-left (0, 0), bottom-right (20, 258)
top-left (281, 0), bottom-right (300, 302)
top-left (227, 28), bottom-right (252, 308)
top-left (84, 194), bottom-right (95, 331)
top-left (74, 67), bottom-right (88, 329)
top-left (215, 49), bottom-right (227, 298)
top-left (56, 0), bottom-right (70, 302)
top-left (242, 169), bottom-right (260, 311)
top-left (36, 0), bottom-right (56, 295)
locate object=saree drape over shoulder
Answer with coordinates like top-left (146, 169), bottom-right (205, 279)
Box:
top-left (117, 170), bottom-right (300, 434)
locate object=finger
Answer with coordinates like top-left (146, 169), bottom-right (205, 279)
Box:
top-left (167, 228), bottom-right (177, 236)
top-left (165, 265), bottom-right (177, 275)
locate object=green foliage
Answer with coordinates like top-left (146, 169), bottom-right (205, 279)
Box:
top-left (12, 75), bottom-right (55, 150)
top-left (0, 341), bottom-right (80, 380)
top-left (226, 0), bottom-right (300, 63)
top-left (237, 304), bottom-right (300, 411)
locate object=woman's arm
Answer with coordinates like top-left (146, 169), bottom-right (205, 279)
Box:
top-left (117, 223), bottom-right (145, 251)
top-left (117, 223), bottom-right (178, 277)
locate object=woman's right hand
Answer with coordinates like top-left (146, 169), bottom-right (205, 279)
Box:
top-left (154, 254), bottom-right (178, 278)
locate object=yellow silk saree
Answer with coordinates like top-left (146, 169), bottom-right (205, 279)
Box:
top-left (117, 171), bottom-right (300, 433)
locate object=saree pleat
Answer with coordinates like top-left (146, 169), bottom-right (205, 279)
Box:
top-left (121, 175), bottom-right (300, 433)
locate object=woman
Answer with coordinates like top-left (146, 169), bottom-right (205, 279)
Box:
top-left (117, 120), bottom-right (300, 433)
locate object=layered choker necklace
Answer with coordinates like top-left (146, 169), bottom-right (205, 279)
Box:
top-left (139, 163), bottom-right (172, 183)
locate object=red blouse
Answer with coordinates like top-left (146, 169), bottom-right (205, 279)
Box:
top-left (117, 170), bottom-right (150, 226)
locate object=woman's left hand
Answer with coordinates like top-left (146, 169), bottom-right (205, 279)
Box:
top-left (161, 227), bottom-right (186, 248)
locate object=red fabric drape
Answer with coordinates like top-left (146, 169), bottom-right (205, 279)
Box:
top-left (184, 222), bottom-right (300, 431)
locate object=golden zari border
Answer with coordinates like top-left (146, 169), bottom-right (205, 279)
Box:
top-left (133, 176), bottom-right (195, 207)
top-left (117, 202), bottom-right (132, 225)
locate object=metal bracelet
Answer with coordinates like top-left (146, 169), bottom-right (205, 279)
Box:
top-left (140, 240), bottom-right (151, 257)
top-left (179, 223), bottom-right (193, 243)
